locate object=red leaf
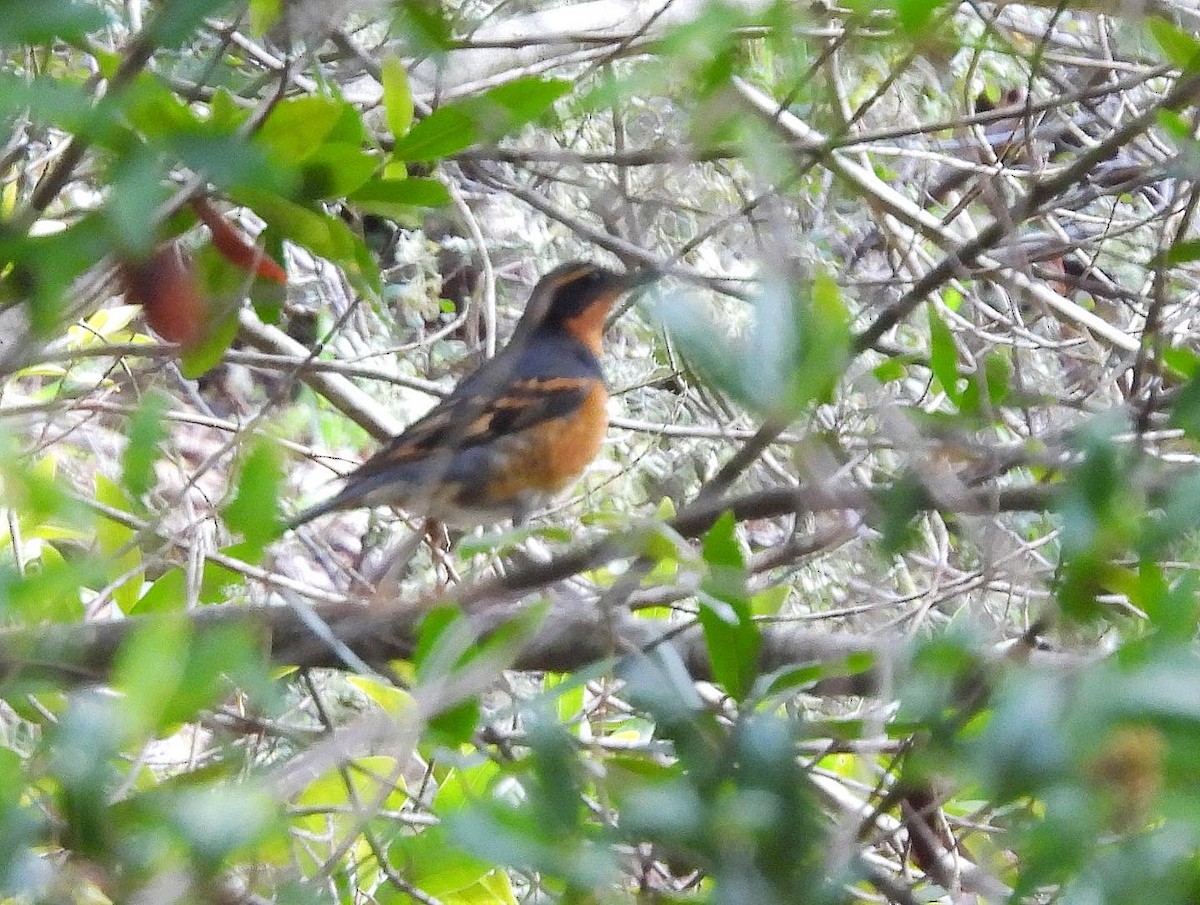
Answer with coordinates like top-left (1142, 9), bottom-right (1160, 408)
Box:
top-left (190, 197), bottom-right (288, 285)
top-left (120, 243), bottom-right (206, 350)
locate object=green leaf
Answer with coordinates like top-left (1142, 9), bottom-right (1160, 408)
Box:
top-left (983, 351), bottom-right (1011, 404)
top-left (167, 621), bottom-right (265, 723)
top-left (760, 663), bottom-right (827, 697)
top-left (392, 0), bottom-right (455, 54)
top-left (348, 176), bottom-right (452, 212)
top-left (873, 356), bottom-right (911, 383)
top-left (0, 447), bottom-right (77, 527)
top-left (248, 0), bottom-right (284, 33)
top-left (249, 263), bottom-right (287, 324)
top-left (146, 0), bottom-right (227, 47)
top-left (236, 190), bottom-right (333, 250)
top-left (631, 521), bottom-right (691, 568)
top-left (206, 88), bottom-right (246, 133)
top-left (0, 746), bottom-right (37, 875)
top-left (1056, 416), bottom-right (1139, 620)
top-left (1162, 344), bottom-right (1200, 380)
top-left (387, 827), bottom-right (494, 899)
top-left (326, 93), bottom-right (370, 146)
top-left (296, 144), bottom-right (378, 199)
top-left (223, 437), bottom-right (284, 552)
top-left (0, 0), bottom-right (108, 44)
top-left (114, 615), bottom-right (264, 732)
top-left (1158, 108), bottom-right (1192, 144)
top-left (254, 95), bottom-right (345, 164)
top-left (434, 761), bottom-right (502, 813)
top-left (893, 0), bottom-right (944, 33)
top-left (171, 133), bottom-right (290, 195)
top-left (237, 190), bottom-right (381, 293)
top-left (382, 55), bottom-right (414, 139)
top-left (112, 613), bottom-right (191, 733)
top-left (293, 755), bottom-right (408, 853)
top-left (429, 699), bottom-right (481, 748)
top-left (391, 77), bottom-right (571, 161)
top-left (928, 305), bottom-right (960, 404)
top-left (446, 733), bottom-right (618, 888)
top-left (130, 567), bottom-right (186, 614)
top-left (346, 675), bottom-right (416, 718)
top-left (455, 523), bottom-right (572, 558)
top-left (762, 651), bottom-right (876, 699)
top-left (415, 600), bottom-right (543, 682)
top-left (1133, 563), bottom-right (1197, 640)
top-left (702, 510), bottom-right (745, 590)
top-left (390, 104), bottom-right (476, 162)
top-left (49, 694), bottom-right (128, 857)
top-left (197, 541), bottom-right (257, 601)
top-left (1156, 238), bottom-right (1200, 267)
top-left (0, 549), bottom-right (90, 623)
top-left (163, 784), bottom-right (278, 868)
top-left (697, 511), bottom-right (759, 701)
top-left (94, 474), bottom-right (143, 614)
top-left (343, 220), bottom-right (384, 295)
top-left (0, 71), bottom-right (96, 135)
top-left (960, 351), bottom-right (1011, 415)
top-left (104, 146), bottom-right (168, 256)
top-left (1169, 373), bottom-right (1200, 439)
top-left (547, 672), bottom-right (586, 725)
top-left (750, 584), bottom-right (789, 617)
top-left (471, 77), bottom-right (573, 139)
top-left (179, 307), bottom-right (239, 379)
top-left (662, 269), bottom-right (849, 420)
top-left (413, 606), bottom-right (472, 679)
top-left (122, 391), bottom-right (171, 500)
top-left (798, 271), bottom-right (852, 403)
top-left (1149, 17), bottom-right (1200, 72)
top-left (1141, 469), bottom-right (1200, 556)
top-left (651, 3), bottom-right (746, 100)
top-left (876, 472), bottom-right (925, 555)
top-left (473, 870), bottom-right (518, 905)
top-left (120, 71), bottom-right (204, 139)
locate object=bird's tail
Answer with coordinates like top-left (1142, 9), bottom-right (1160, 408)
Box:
top-left (287, 494), bottom-right (344, 530)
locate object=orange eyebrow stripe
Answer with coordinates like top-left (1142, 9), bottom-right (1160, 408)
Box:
top-left (511, 377), bottom-right (592, 393)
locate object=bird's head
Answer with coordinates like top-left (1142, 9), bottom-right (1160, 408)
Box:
top-left (526, 261), bottom-right (654, 353)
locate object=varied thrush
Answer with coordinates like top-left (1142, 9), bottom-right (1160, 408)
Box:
top-left (290, 261), bottom-right (649, 528)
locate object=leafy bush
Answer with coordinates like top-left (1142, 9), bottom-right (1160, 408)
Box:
top-left (2, 1), bottom-right (1200, 903)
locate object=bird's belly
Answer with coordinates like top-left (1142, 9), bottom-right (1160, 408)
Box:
top-left (479, 383), bottom-right (609, 505)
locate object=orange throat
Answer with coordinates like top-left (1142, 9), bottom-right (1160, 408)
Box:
top-left (561, 292), bottom-right (620, 355)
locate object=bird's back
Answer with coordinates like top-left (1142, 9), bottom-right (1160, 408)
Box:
top-left (288, 260), bottom-right (640, 528)
top-left (303, 328), bottom-right (607, 524)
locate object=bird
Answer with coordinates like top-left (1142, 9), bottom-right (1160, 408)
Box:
top-left (289, 261), bottom-right (651, 529)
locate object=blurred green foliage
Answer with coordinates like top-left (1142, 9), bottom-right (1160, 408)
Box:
top-left (1, 1), bottom-right (1200, 904)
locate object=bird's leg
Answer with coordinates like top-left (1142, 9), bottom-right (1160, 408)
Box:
top-left (511, 500), bottom-right (530, 529)
top-left (498, 500), bottom-right (557, 575)
top-left (594, 558), bottom-right (656, 657)
top-left (423, 518), bottom-right (461, 586)
top-left (355, 520), bottom-right (425, 597)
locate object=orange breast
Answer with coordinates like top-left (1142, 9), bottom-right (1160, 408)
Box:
top-left (483, 382), bottom-right (609, 502)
